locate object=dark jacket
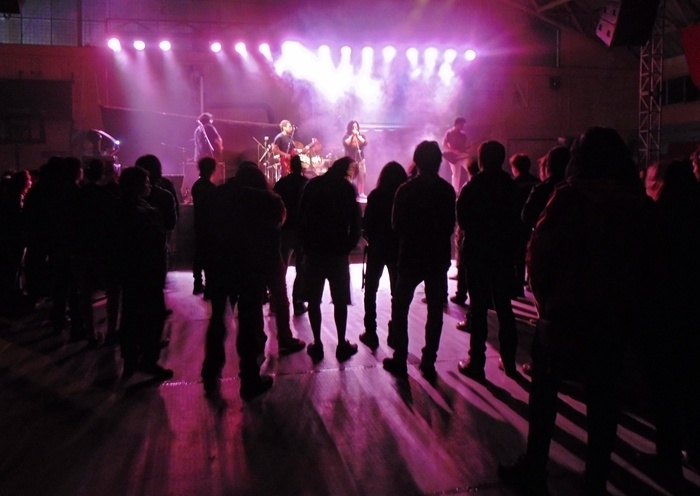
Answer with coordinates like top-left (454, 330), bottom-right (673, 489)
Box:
top-left (299, 174), bottom-right (361, 256)
top-left (393, 173), bottom-right (456, 272)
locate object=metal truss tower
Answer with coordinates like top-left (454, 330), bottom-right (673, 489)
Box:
top-left (638, 0), bottom-right (665, 169)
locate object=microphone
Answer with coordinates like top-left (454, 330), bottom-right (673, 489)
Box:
top-left (264, 136), bottom-right (269, 142)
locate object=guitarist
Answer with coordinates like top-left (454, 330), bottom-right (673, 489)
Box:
top-left (442, 117), bottom-right (471, 192)
top-left (273, 120), bottom-right (317, 176)
top-left (194, 112), bottom-right (223, 163)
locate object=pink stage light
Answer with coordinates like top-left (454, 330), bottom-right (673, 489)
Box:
top-left (159, 40), bottom-right (172, 52)
top-left (107, 38), bottom-right (121, 52)
top-left (382, 46), bottom-right (396, 63)
top-left (133, 40), bottom-right (146, 51)
top-left (235, 42), bottom-right (247, 57)
top-left (465, 49), bottom-right (477, 61)
top-left (259, 43), bottom-right (272, 61)
top-left (210, 42), bottom-right (222, 53)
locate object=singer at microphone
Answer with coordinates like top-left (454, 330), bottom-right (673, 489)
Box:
top-left (194, 111), bottom-right (223, 163)
top-left (342, 119), bottom-right (368, 198)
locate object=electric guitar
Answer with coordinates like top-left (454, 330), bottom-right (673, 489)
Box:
top-left (277, 138), bottom-right (321, 175)
top-left (442, 150), bottom-right (470, 164)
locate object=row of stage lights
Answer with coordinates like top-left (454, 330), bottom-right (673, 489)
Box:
top-left (106, 38), bottom-right (479, 63)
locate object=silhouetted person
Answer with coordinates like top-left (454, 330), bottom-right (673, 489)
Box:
top-left (457, 141), bottom-right (520, 381)
top-left (299, 156), bottom-right (362, 362)
top-left (359, 161), bottom-right (407, 350)
top-left (135, 154), bottom-right (177, 278)
top-left (200, 165), bottom-right (285, 399)
top-left (453, 159), bottom-right (480, 330)
top-left (498, 127), bottom-right (655, 496)
top-left (509, 153), bottom-right (539, 297)
top-left (116, 166), bottom-right (172, 381)
top-left (382, 141), bottom-right (456, 382)
top-left (236, 162), bottom-right (305, 356)
top-left (273, 154), bottom-right (309, 316)
top-left (74, 159), bottom-right (120, 345)
top-left (48, 157), bottom-right (84, 340)
top-left (0, 170), bottom-right (31, 315)
top-left (521, 146), bottom-right (570, 230)
top-left (191, 157), bottom-right (216, 296)
top-left (643, 158), bottom-right (700, 493)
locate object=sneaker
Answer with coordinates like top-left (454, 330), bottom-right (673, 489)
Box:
top-left (293, 301), bottom-right (308, 316)
top-left (457, 359), bottom-right (485, 382)
top-left (449, 295), bottom-right (467, 306)
top-left (419, 361), bottom-right (437, 383)
top-left (498, 358), bottom-right (519, 378)
top-left (336, 340), bottom-right (358, 361)
top-left (382, 357), bottom-right (408, 378)
top-left (202, 375), bottom-right (220, 396)
top-left (240, 375), bottom-right (273, 401)
top-left (279, 337), bottom-right (306, 355)
top-left (193, 284), bottom-right (205, 295)
top-left (456, 319), bottom-right (470, 332)
top-left (307, 341), bottom-right (324, 362)
top-left (138, 363), bottom-right (174, 381)
top-left (359, 331), bottom-right (379, 350)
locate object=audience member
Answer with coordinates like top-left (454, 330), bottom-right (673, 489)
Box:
top-left (191, 157), bottom-right (216, 296)
top-left (116, 166), bottom-right (172, 381)
top-left (200, 165), bottom-right (285, 399)
top-left (498, 127), bottom-right (655, 496)
top-left (236, 162), bottom-right (305, 356)
top-left (457, 141), bottom-right (521, 381)
top-left (299, 156), bottom-right (362, 362)
top-left (510, 153), bottom-right (540, 297)
top-left (382, 141), bottom-right (456, 382)
top-left (273, 154), bottom-right (309, 316)
top-left (359, 161), bottom-right (407, 350)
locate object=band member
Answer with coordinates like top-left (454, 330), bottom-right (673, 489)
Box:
top-left (272, 120), bottom-right (299, 176)
top-left (194, 112), bottom-right (223, 162)
top-left (343, 120), bottom-right (368, 198)
top-left (442, 117), bottom-right (471, 192)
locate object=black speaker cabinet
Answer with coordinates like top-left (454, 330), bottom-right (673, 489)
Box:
top-left (596, 0), bottom-right (661, 47)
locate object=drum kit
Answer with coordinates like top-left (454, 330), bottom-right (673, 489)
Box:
top-left (256, 136), bottom-right (334, 184)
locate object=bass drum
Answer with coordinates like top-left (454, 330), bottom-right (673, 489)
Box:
top-left (298, 153), bottom-right (312, 168)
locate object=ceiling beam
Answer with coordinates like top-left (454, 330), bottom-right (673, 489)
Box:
top-left (537, 0), bottom-right (571, 14)
top-left (489, 0), bottom-right (571, 31)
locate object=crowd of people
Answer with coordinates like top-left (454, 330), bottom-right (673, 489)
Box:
top-left (1, 126), bottom-right (700, 495)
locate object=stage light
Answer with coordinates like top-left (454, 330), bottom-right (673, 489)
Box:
top-left (159, 40), bottom-right (172, 52)
top-left (424, 47), bottom-right (438, 66)
top-left (406, 47), bottom-right (419, 67)
top-left (107, 38), bottom-right (121, 52)
top-left (444, 49), bottom-right (457, 64)
top-left (382, 46), bottom-right (396, 63)
top-left (133, 40), bottom-right (146, 51)
top-left (210, 42), bottom-right (222, 53)
top-left (259, 43), bottom-right (272, 61)
top-left (235, 42), bottom-right (247, 57)
top-left (465, 49), bottom-right (477, 61)
top-left (340, 45), bottom-right (352, 59)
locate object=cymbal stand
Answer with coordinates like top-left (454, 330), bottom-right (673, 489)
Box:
top-left (254, 136), bottom-right (278, 185)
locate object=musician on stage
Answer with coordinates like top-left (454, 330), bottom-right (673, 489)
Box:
top-left (194, 112), bottom-right (223, 163)
top-left (272, 120), bottom-right (300, 176)
top-left (442, 117), bottom-right (471, 192)
top-left (343, 120), bottom-right (367, 198)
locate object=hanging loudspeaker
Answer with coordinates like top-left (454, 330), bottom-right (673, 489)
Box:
top-left (595, 0), bottom-right (661, 47)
